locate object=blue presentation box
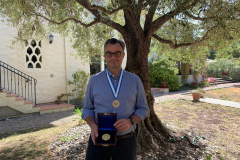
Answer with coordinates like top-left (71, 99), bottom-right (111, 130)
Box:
top-left (95, 113), bottom-right (117, 147)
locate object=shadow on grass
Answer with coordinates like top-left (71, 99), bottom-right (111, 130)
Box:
top-left (0, 110), bottom-right (77, 139)
top-left (0, 139), bottom-right (51, 160)
top-left (233, 85), bottom-right (240, 88)
top-left (0, 125), bottom-right (55, 140)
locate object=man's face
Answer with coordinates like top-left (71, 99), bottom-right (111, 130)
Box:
top-left (104, 43), bottom-right (125, 70)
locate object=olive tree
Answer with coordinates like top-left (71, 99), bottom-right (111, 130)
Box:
top-left (1, 0), bottom-right (240, 153)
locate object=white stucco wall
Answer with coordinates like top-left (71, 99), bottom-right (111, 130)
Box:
top-left (178, 75), bottom-right (203, 84)
top-left (0, 22), bottom-right (19, 67)
top-left (0, 21), bottom-right (90, 104)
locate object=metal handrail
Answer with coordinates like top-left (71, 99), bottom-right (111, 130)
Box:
top-left (0, 60), bottom-right (37, 106)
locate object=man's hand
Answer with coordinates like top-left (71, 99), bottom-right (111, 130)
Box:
top-left (90, 124), bottom-right (98, 145)
top-left (86, 116), bottom-right (98, 145)
top-left (114, 118), bottom-right (132, 132)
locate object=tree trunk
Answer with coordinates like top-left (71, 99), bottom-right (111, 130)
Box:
top-left (122, 31), bottom-right (173, 154)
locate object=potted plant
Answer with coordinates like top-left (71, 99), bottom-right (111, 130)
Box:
top-left (221, 70), bottom-right (229, 79)
top-left (161, 81), bottom-right (167, 88)
top-left (191, 87), bottom-right (205, 102)
top-left (221, 71), bottom-right (229, 75)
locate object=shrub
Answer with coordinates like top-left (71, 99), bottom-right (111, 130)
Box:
top-left (73, 107), bottom-right (84, 125)
top-left (179, 80), bottom-right (209, 90)
top-left (191, 82), bottom-right (198, 88)
top-left (68, 70), bottom-right (90, 106)
top-left (149, 59), bottom-right (181, 91)
top-left (206, 58), bottom-right (240, 81)
top-left (198, 80), bottom-right (210, 88)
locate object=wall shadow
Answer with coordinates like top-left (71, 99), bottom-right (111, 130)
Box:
top-left (0, 110), bottom-right (77, 140)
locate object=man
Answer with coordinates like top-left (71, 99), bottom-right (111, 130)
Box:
top-left (82, 38), bottom-right (149, 160)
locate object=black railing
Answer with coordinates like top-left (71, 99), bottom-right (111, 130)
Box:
top-left (0, 61), bottom-right (37, 106)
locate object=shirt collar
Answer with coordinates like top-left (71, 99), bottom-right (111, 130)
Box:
top-left (107, 68), bottom-right (122, 79)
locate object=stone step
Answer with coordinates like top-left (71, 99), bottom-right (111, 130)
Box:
top-left (1, 91), bottom-right (75, 118)
top-left (151, 88), bottom-right (164, 94)
top-left (209, 78), bottom-right (236, 85)
top-left (39, 103), bottom-right (75, 114)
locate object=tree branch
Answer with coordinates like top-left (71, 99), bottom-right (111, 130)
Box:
top-left (152, 26), bottom-right (214, 49)
top-left (127, 0), bottom-right (133, 4)
top-left (202, 42), bottom-right (214, 49)
top-left (76, 0), bottom-right (126, 35)
top-left (147, 0), bottom-right (201, 36)
top-left (34, 14), bottom-right (99, 28)
top-left (185, 11), bottom-right (215, 21)
top-left (136, 0), bottom-right (145, 23)
top-left (85, 0), bottom-right (132, 14)
top-left (235, 19), bottom-right (240, 25)
top-left (144, 0), bottom-right (159, 32)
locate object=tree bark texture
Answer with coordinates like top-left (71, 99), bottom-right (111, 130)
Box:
top-left (122, 26), bottom-right (174, 154)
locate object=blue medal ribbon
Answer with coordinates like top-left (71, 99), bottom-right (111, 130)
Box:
top-left (106, 68), bottom-right (123, 99)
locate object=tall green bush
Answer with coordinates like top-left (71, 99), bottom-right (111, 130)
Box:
top-left (206, 58), bottom-right (240, 81)
top-left (68, 70), bottom-right (90, 106)
top-left (149, 59), bottom-right (180, 91)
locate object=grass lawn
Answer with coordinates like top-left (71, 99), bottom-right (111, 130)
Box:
top-left (205, 87), bottom-right (240, 102)
top-left (0, 118), bottom-right (79, 160)
top-left (155, 99), bottom-right (240, 160)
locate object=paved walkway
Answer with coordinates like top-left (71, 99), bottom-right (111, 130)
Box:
top-left (200, 98), bottom-right (240, 108)
top-left (153, 82), bottom-right (240, 108)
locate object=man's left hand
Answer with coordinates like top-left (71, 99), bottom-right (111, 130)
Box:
top-left (114, 118), bottom-right (132, 132)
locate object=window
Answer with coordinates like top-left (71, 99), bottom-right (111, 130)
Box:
top-left (90, 56), bottom-right (101, 75)
top-left (90, 55), bottom-right (107, 75)
top-left (25, 40), bottom-right (42, 68)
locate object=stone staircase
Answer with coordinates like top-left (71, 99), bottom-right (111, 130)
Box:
top-left (0, 91), bottom-right (75, 119)
top-left (209, 78), bottom-right (236, 85)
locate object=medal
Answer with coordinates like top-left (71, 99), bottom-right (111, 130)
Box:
top-left (112, 99), bottom-right (120, 108)
top-left (106, 68), bottom-right (123, 108)
top-left (102, 134), bottom-right (111, 141)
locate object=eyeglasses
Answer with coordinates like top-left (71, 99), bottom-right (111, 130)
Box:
top-left (104, 51), bottom-right (123, 58)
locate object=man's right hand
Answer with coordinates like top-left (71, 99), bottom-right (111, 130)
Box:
top-left (86, 116), bottom-right (98, 145)
top-left (90, 124), bottom-right (98, 145)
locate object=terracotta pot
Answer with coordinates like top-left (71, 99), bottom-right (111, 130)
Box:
top-left (192, 93), bottom-right (201, 101)
top-left (221, 71), bottom-right (229, 75)
top-left (161, 84), bottom-right (167, 88)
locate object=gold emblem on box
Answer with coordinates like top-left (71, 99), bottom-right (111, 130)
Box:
top-left (102, 134), bottom-right (111, 141)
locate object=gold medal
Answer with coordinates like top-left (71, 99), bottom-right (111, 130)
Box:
top-left (112, 99), bottom-right (120, 108)
top-left (102, 134), bottom-right (111, 141)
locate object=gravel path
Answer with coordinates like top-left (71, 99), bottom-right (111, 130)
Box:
top-left (0, 110), bottom-right (78, 134)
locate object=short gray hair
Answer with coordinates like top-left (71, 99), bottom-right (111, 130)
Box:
top-left (104, 38), bottom-right (125, 51)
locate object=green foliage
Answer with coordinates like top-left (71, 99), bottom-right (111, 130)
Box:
top-left (206, 58), bottom-right (240, 81)
top-left (73, 107), bottom-right (83, 125)
top-left (192, 87), bottom-right (204, 94)
top-left (179, 80), bottom-right (209, 90)
top-left (149, 59), bottom-right (180, 91)
top-left (150, 44), bottom-right (209, 72)
top-left (204, 151), bottom-right (212, 160)
top-left (208, 50), bottom-right (216, 60)
top-left (214, 40), bottom-right (240, 59)
top-left (68, 69), bottom-right (90, 103)
top-left (198, 81), bottom-right (210, 88)
top-left (59, 136), bottom-right (68, 142)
